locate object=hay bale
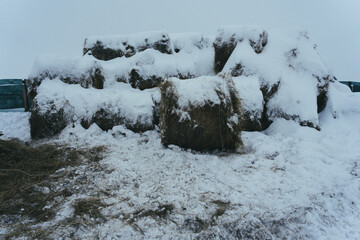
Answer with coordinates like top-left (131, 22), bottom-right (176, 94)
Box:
top-left (213, 36), bottom-right (236, 73)
top-left (81, 32), bottom-right (215, 91)
top-left (123, 42), bottom-right (213, 90)
top-left (160, 75), bottom-right (242, 151)
top-left (128, 68), bottom-right (197, 91)
top-left (83, 40), bottom-right (124, 61)
top-left (213, 26), bottom-right (268, 73)
top-left (83, 31), bottom-right (172, 61)
top-left (30, 78), bottom-right (157, 139)
top-left (83, 32), bottom-right (214, 91)
top-left (29, 100), bottom-right (68, 139)
top-left (28, 56), bottom-right (105, 98)
top-left (220, 29), bottom-right (335, 130)
top-left (129, 68), bottom-right (163, 90)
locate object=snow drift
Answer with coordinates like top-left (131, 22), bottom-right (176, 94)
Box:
top-left (28, 26), bottom-right (336, 150)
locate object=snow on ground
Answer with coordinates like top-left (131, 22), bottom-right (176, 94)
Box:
top-left (0, 111), bottom-right (30, 141)
top-left (1, 84), bottom-right (360, 239)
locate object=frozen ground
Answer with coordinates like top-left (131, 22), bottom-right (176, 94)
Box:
top-left (0, 84), bottom-right (360, 239)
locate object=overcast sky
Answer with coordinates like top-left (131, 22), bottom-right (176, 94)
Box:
top-left (0, 0), bottom-right (359, 80)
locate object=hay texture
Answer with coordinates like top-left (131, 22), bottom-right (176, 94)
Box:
top-left (160, 75), bottom-right (242, 151)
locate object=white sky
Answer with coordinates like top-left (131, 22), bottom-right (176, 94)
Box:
top-left (0, 0), bottom-right (359, 80)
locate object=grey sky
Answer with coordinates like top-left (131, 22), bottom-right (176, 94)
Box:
top-left (0, 0), bottom-right (359, 80)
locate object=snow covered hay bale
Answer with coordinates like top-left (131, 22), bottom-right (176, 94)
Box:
top-left (129, 68), bottom-right (164, 90)
top-left (221, 28), bottom-right (334, 129)
top-left (30, 99), bottom-right (69, 139)
top-left (83, 31), bottom-right (172, 61)
top-left (213, 26), bottom-right (268, 73)
top-left (81, 32), bottom-right (215, 91)
top-left (28, 55), bottom-right (105, 98)
top-left (29, 79), bottom-right (157, 139)
top-left (160, 75), bottom-right (243, 151)
top-left (106, 33), bottom-right (215, 90)
top-left (126, 44), bottom-right (215, 90)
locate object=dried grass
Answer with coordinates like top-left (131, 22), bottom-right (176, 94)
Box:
top-left (0, 139), bottom-right (105, 223)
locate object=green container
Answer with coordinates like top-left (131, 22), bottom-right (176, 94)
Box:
top-left (0, 79), bottom-right (31, 110)
top-left (340, 81), bottom-right (360, 92)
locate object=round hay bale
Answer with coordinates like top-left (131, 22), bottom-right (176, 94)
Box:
top-left (214, 36), bottom-right (237, 74)
top-left (29, 100), bottom-right (68, 139)
top-left (129, 69), bottom-right (164, 90)
top-left (28, 56), bottom-right (105, 98)
top-left (160, 75), bottom-right (243, 151)
top-left (83, 40), bottom-right (124, 61)
top-left (214, 26), bottom-right (268, 73)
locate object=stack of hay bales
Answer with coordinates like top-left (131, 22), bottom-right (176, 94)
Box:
top-left (84, 31), bottom-right (215, 90)
top-left (213, 26), bottom-right (268, 74)
top-left (28, 27), bottom-right (335, 151)
top-left (219, 26), bottom-right (333, 130)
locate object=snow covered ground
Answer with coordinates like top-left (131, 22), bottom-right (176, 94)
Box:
top-left (1, 82), bottom-right (360, 239)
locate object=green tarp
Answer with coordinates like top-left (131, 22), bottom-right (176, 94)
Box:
top-left (340, 81), bottom-right (360, 92)
top-left (0, 79), bottom-right (31, 110)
